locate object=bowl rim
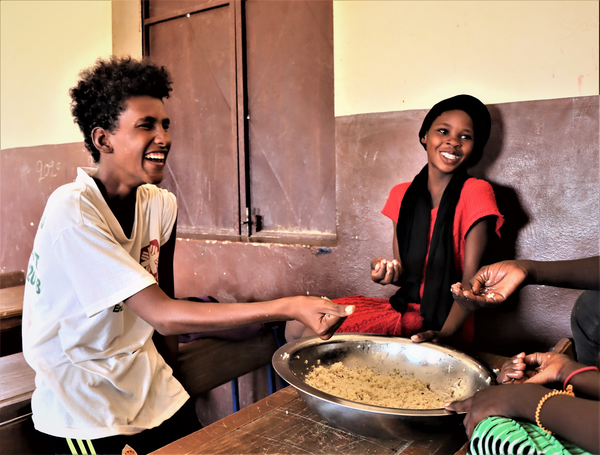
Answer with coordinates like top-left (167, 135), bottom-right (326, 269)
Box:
top-left (272, 333), bottom-right (493, 417)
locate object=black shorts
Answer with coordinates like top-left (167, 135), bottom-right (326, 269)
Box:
top-left (46, 400), bottom-right (201, 455)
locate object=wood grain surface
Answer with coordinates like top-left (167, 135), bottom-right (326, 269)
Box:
top-left (152, 386), bottom-right (467, 454)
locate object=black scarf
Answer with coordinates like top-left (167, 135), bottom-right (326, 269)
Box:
top-left (389, 164), bottom-right (470, 331)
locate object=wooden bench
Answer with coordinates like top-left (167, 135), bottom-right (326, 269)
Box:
top-left (0, 351), bottom-right (41, 454)
top-left (178, 331), bottom-right (279, 397)
top-left (0, 271), bottom-right (25, 357)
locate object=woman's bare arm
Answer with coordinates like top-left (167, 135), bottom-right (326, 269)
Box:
top-left (412, 217), bottom-right (492, 342)
top-left (446, 383), bottom-right (600, 453)
top-left (452, 256), bottom-right (600, 311)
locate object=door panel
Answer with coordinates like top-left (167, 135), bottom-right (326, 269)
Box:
top-left (148, 5), bottom-right (240, 236)
top-left (245, 0), bottom-right (336, 236)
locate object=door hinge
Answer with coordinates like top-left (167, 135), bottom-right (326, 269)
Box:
top-left (242, 208), bottom-right (262, 236)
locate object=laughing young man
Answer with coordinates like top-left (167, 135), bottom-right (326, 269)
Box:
top-left (22, 56), bottom-right (353, 455)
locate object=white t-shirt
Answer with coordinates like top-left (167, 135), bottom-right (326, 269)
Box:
top-left (22, 167), bottom-right (189, 440)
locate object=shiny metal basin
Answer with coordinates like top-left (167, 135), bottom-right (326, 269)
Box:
top-left (272, 333), bottom-right (494, 440)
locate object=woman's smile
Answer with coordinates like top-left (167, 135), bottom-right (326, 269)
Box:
top-left (440, 151), bottom-right (461, 161)
top-left (421, 109), bottom-right (474, 175)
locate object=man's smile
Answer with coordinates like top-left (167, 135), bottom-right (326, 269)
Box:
top-left (144, 152), bottom-right (167, 163)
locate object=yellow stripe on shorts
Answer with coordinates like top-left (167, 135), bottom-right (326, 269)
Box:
top-left (76, 439), bottom-right (88, 455)
top-left (66, 438), bottom-right (78, 455)
top-left (86, 439), bottom-right (97, 455)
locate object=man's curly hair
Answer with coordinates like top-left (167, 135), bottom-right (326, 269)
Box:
top-left (70, 56), bottom-right (173, 163)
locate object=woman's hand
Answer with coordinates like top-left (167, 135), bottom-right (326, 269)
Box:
top-left (497, 352), bottom-right (528, 384)
top-left (498, 351), bottom-right (578, 387)
top-left (450, 260), bottom-right (530, 311)
top-left (411, 303), bottom-right (467, 345)
top-left (521, 352), bottom-right (583, 387)
top-left (445, 384), bottom-right (546, 438)
top-left (411, 330), bottom-right (445, 343)
top-left (371, 258), bottom-right (403, 285)
top-left (291, 296), bottom-right (354, 340)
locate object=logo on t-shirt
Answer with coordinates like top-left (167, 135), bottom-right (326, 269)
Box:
top-left (140, 239), bottom-right (160, 280)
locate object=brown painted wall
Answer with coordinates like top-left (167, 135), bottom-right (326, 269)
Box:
top-left (0, 143), bottom-right (92, 271)
top-left (2, 96), bottom-right (598, 358)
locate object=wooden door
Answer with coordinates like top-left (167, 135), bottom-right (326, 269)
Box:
top-left (145, 0), bottom-right (244, 238)
top-left (144, 0), bottom-right (335, 244)
top-left (244, 0), bottom-right (335, 242)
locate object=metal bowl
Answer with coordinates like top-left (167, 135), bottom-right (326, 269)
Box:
top-left (272, 333), bottom-right (494, 439)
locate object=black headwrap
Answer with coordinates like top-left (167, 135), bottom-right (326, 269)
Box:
top-left (389, 95), bottom-right (491, 331)
top-left (418, 94), bottom-right (491, 166)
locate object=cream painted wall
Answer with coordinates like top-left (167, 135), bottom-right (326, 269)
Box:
top-left (112, 0), bottom-right (142, 59)
top-left (334, 1), bottom-right (600, 116)
top-left (0, 0), bottom-right (112, 150)
top-left (2, 1), bottom-right (597, 148)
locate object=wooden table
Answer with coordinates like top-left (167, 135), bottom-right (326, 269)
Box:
top-left (152, 386), bottom-right (468, 455)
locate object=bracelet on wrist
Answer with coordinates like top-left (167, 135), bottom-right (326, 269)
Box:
top-left (563, 366), bottom-right (598, 390)
top-left (535, 385), bottom-right (575, 435)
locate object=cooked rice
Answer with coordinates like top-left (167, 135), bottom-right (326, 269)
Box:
top-left (304, 362), bottom-right (450, 409)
